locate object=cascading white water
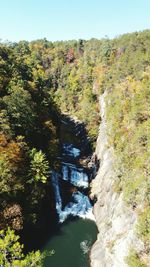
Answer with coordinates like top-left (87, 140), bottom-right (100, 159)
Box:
top-left (51, 143), bottom-right (95, 223)
top-left (62, 143), bottom-right (80, 157)
top-left (62, 163), bottom-right (89, 188)
top-left (51, 172), bottom-right (62, 214)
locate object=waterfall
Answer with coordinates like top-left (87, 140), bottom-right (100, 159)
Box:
top-left (51, 143), bottom-right (95, 223)
top-left (51, 172), bottom-right (62, 214)
top-left (62, 163), bottom-right (89, 188)
top-left (62, 143), bottom-right (80, 157)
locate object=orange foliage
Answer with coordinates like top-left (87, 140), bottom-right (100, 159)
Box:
top-left (0, 133), bottom-right (24, 169)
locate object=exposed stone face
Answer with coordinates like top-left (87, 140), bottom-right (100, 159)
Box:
top-left (90, 92), bottom-right (143, 267)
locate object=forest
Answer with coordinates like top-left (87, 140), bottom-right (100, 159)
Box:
top-left (0, 30), bottom-right (150, 266)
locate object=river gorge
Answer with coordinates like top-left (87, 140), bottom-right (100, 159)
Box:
top-left (42, 116), bottom-right (98, 266)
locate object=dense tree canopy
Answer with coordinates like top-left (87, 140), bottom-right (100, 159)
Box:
top-left (0, 30), bottom-right (150, 266)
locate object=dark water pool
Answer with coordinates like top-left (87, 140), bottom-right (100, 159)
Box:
top-left (43, 218), bottom-right (97, 267)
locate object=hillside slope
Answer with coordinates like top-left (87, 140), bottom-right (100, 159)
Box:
top-left (90, 92), bottom-right (145, 266)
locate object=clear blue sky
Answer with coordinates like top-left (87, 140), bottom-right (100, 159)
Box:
top-left (0, 0), bottom-right (150, 42)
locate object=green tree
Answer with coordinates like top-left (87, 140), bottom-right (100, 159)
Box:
top-left (2, 86), bottom-right (36, 136)
top-left (28, 148), bottom-right (50, 184)
top-left (0, 227), bottom-right (48, 267)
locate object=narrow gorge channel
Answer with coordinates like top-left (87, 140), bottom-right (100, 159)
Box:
top-left (43, 117), bottom-right (97, 267)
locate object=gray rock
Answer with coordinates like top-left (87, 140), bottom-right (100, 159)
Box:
top-left (90, 92), bottom-right (143, 267)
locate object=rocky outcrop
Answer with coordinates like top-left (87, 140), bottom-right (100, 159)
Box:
top-left (90, 92), bottom-right (143, 267)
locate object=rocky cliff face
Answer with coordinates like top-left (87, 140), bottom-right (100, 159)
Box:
top-left (90, 92), bottom-right (143, 267)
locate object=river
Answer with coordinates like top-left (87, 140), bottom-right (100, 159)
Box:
top-left (43, 219), bottom-right (97, 267)
top-left (43, 117), bottom-right (97, 267)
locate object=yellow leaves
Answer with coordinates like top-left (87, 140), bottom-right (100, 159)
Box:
top-left (126, 248), bottom-right (145, 267)
top-left (136, 206), bottom-right (150, 242)
top-left (24, 56), bottom-right (32, 66)
top-left (93, 65), bottom-right (108, 77)
top-left (114, 76), bottom-right (142, 99)
top-left (106, 68), bottom-right (150, 207)
top-left (28, 81), bottom-right (36, 90)
top-left (0, 134), bottom-right (22, 165)
top-left (141, 66), bottom-right (150, 80)
top-left (32, 67), bottom-right (46, 80)
top-left (67, 67), bottom-right (80, 93)
top-left (93, 65), bottom-right (108, 94)
top-left (127, 78), bottom-right (141, 94)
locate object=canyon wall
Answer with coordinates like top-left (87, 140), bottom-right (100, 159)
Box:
top-left (90, 92), bottom-right (143, 267)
